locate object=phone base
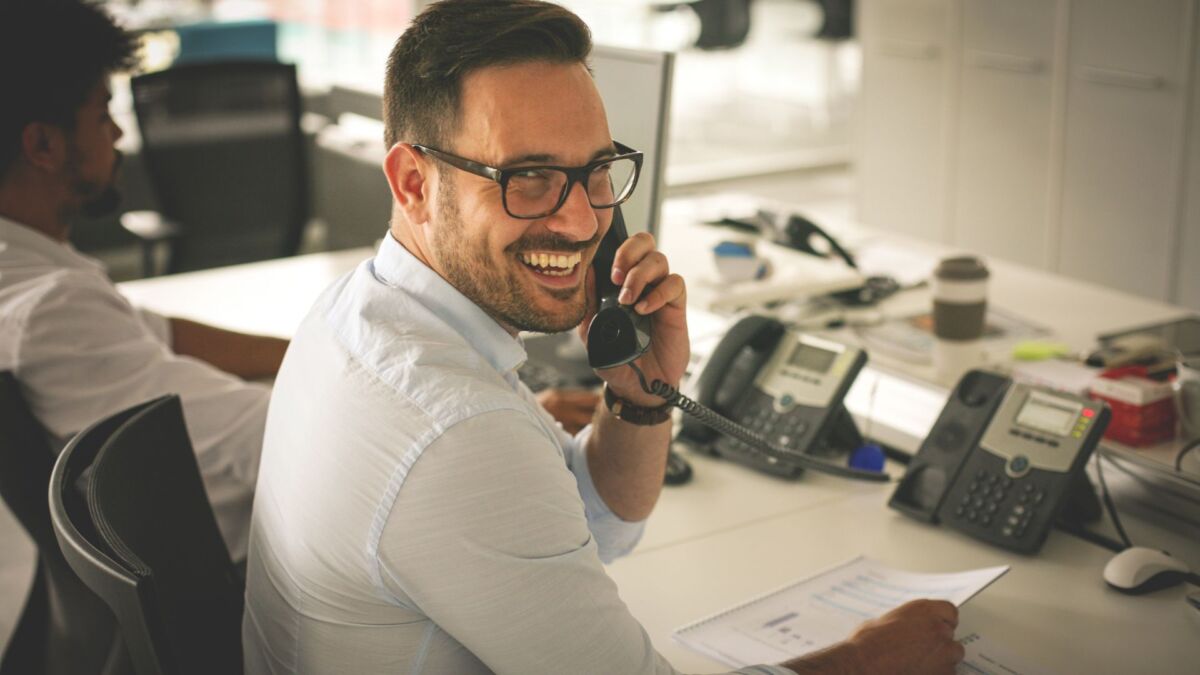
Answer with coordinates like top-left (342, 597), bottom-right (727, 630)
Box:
top-left (688, 403), bottom-right (863, 480)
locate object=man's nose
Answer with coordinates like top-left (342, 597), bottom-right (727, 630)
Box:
top-left (547, 180), bottom-right (598, 242)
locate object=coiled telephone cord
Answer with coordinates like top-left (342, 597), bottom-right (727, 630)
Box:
top-left (626, 362), bottom-right (889, 483)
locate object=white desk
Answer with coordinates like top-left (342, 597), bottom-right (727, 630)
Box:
top-left (114, 201), bottom-right (1200, 674)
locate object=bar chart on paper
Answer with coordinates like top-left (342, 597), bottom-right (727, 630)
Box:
top-left (673, 556), bottom-right (1009, 668)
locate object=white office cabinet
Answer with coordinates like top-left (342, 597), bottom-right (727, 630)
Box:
top-left (950, 0), bottom-right (1059, 268)
top-left (1056, 0), bottom-right (1192, 301)
top-left (859, 0), bottom-right (1200, 307)
top-left (857, 0), bottom-right (956, 242)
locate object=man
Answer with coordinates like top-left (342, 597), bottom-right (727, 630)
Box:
top-left (243, 1), bottom-right (964, 673)
top-left (0, 0), bottom-right (288, 559)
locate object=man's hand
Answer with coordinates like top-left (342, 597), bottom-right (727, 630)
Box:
top-left (783, 600), bottom-right (964, 674)
top-left (578, 232), bottom-right (688, 408)
top-left (536, 388), bottom-right (600, 434)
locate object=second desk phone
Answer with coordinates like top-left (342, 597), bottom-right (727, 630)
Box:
top-left (890, 370), bottom-right (1112, 554)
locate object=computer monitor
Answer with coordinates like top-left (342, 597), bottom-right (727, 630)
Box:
top-left (589, 44), bottom-right (674, 238)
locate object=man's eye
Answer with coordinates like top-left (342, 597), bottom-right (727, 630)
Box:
top-left (513, 169), bottom-right (548, 180)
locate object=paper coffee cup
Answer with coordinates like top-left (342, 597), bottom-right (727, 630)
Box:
top-left (932, 256), bottom-right (989, 381)
top-left (1176, 354), bottom-right (1200, 441)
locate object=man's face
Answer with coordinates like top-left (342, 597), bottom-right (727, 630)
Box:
top-left (426, 60), bottom-right (616, 334)
top-left (65, 81), bottom-right (124, 217)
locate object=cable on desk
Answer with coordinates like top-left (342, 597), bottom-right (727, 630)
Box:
top-left (1055, 521), bottom-right (1125, 553)
top-left (1175, 437), bottom-right (1200, 473)
top-left (627, 361), bottom-right (891, 483)
top-left (1094, 453), bottom-right (1133, 550)
top-left (1102, 450), bottom-right (1200, 510)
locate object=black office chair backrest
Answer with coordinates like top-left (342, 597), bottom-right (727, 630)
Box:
top-left (50, 395), bottom-right (244, 675)
top-left (131, 60), bottom-right (309, 273)
top-left (0, 372), bottom-right (127, 675)
top-left (690, 0), bottom-right (753, 50)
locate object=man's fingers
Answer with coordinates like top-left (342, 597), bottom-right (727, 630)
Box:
top-left (633, 274), bottom-right (686, 315)
top-left (610, 232), bottom-right (656, 285)
top-left (618, 251), bottom-right (669, 306)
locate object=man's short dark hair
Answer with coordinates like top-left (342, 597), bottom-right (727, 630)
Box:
top-left (0, 0), bottom-right (137, 177)
top-left (383, 0), bottom-right (592, 150)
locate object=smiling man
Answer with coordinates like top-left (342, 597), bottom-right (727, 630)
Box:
top-left (241, 2), bottom-right (962, 673)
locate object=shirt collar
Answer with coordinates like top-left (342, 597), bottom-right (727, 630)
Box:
top-left (372, 232), bottom-right (527, 375)
top-left (0, 214), bottom-right (107, 274)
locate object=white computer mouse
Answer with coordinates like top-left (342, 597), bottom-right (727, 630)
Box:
top-left (1103, 546), bottom-right (1191, 594)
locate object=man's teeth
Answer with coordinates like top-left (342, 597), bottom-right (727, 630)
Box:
top-left (521, 252), bottom-right (582, 276)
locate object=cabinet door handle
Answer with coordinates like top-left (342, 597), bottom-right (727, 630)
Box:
top-left (1081, 66), bottom-right (1164, 90)
top-left (880, 39), bottom-right (940, 60)
top-left (967, 50), bottom-right (1043, 74)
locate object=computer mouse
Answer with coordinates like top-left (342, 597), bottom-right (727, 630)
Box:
top-left (1103, 547), bottom-right (1192, 594)
top-left (664, 449), bottom-right (693, 486)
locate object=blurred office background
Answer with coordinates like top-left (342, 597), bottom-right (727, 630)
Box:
top-left (80, 0), bottom-right (1200, 314)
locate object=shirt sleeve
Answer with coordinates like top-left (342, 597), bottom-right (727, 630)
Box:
top-left (135, 306), bottom-right (173, 346)
top-left (375, 410), bottom-right (791, 675)
top-left (513, 383), bottom-right (645, 562)
top-left (15, 275), bottom-right (268, 558)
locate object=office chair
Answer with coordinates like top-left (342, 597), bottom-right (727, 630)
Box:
top-left (49, 396), bottom-right (244, 675)
top-left (0, 373), bottom-right (128, 675)
top-left (127, 60), bottom-right (309, 275)
top-left (656, 0), bottom-right (753, 50)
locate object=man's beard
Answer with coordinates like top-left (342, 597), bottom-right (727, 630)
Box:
top-left (431, 178), bottom-right (594, 334)
top-left (71, 151), bottom-right (123, 219)
top-left (80, 185), bottom-right (122, 218)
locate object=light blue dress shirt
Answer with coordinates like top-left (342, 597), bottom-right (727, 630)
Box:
top-left (242, 233), bottom-right (789, 675)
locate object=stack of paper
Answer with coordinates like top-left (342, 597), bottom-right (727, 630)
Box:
top-left (673, 556), bottom-right (1012, 669)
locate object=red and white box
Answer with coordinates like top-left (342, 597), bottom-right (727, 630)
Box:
top-left (1090, 368), bottom-right (1176, 447)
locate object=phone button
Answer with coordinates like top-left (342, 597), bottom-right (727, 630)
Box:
top-left (1006, 455), bottom-right (1032, 478)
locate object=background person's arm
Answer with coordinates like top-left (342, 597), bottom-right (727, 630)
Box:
top-left (169, 317), bottom-right (288, 380)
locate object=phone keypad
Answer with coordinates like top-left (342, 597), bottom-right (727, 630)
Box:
top-left (737, 407), bottom-right (810, 449)
top-left (951, 469), bottom-right (1047, 540)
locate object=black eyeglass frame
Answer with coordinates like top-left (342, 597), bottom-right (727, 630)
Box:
top-left (412, 140), bottom-right (644, 219)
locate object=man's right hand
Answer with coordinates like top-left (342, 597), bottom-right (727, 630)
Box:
top-left (783, 599), bottom-right (964, 674)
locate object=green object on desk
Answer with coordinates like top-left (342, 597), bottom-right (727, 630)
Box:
top-left (1012, 340), bottom-right (1070, 361)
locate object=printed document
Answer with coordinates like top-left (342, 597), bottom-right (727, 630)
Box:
top-left (673, 556), bottom-right (1009, 668)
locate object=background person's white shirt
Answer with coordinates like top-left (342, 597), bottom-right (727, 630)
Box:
top-left (0, 215), bottom-right (268, 559)
top-left (242, 234), bottom-right (790, 675)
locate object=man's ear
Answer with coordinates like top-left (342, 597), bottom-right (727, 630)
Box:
top-left (382, 143), bottom-right (434, 225)
top-left (19, 122), bottom-right (68, 172)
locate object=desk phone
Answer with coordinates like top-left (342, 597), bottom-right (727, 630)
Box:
top-left (678, 315), bottom-right (867, 478)
top-left (588, 212), bottom-right (884, 483)
top-left (890, 370), bottom-right (1111, 554)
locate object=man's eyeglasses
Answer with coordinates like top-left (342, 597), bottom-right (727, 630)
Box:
top-left (412, 141), bottom-right (643, 220)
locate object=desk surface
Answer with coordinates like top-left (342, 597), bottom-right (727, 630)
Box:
top-left (116, 199), bottom-right (1200, 673)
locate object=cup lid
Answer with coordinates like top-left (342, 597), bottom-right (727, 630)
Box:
top-left (936, 256), bottom-right (989, 281)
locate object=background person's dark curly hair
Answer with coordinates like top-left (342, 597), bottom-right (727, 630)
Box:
top-left (0, 0), bottom-right (137, 178)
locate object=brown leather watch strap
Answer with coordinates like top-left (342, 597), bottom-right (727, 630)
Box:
top-left (603, 384), bottom-right (672, 426)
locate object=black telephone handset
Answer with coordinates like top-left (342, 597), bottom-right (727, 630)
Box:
top-left (586, 207), bottom-right (652, 370)
top-left (586, 227), bottom-right (887, 485)
top-left (889, 369), bottom-right (1112, 554)
top-left (679, 315), bottom-right (785, 445)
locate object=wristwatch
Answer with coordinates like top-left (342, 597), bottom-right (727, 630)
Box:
top-left (603, 384), bottom-right (672, 426)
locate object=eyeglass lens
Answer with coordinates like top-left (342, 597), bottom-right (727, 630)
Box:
top-left (505, 156), bottom-right (638, 218)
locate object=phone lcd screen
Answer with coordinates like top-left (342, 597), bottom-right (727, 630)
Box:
top-left (1016, 396), bottom-right (1080, 437)
top-left (789, 344), bottom-right (836, 374)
